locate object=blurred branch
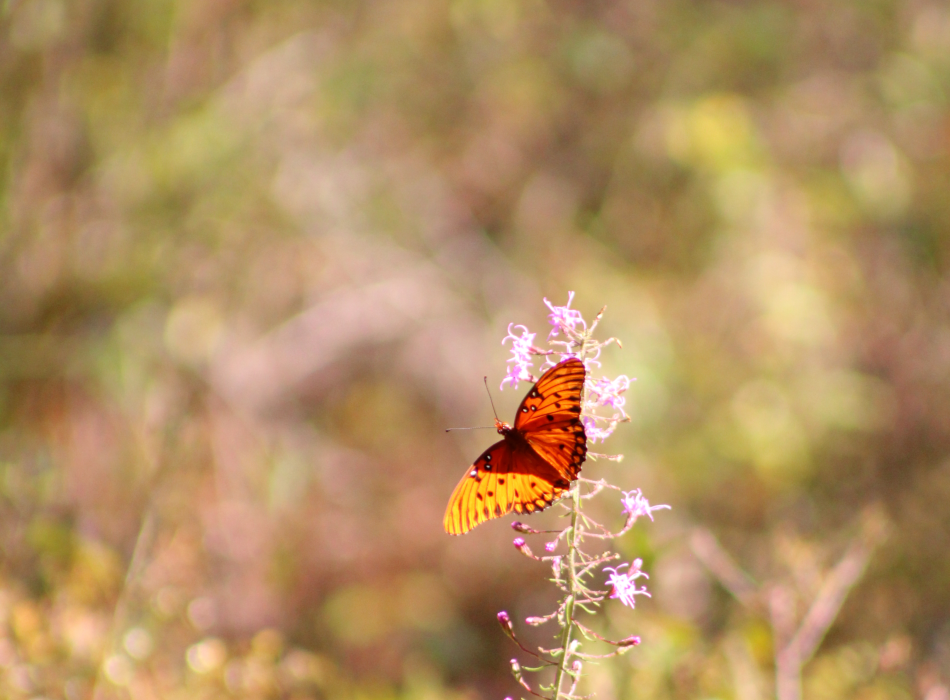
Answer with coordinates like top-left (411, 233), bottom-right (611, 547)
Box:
top-left (689, 528), bottom-right (760, 610)
top-left (785, 532), bottom-right (878, 667)
top-left (724, 633), bottom-right (765, 700)
top-left (690, 505), bottom-right (889, 700)
top-left (91, 508), bottom-right (157, 700)
top-left (210, 267), bottom-right (465, 413)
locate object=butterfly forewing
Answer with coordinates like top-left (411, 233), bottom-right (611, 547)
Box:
top-left (443, 358), bottom-right (589, 535)
top-left (514, 358), bottom-right (587, 432)
top-left (514, 358), bottom-right (588, 479)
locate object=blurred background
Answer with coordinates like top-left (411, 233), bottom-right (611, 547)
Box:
top-left (2, 0), bottom-right (950, 698)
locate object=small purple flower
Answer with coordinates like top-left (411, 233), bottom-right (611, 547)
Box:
top-left (581, 415), bottom-right (615, 443)
top-left (513, 537), bottom-right (526, 549)
top-left (605, 559), bottom-right (651, 609)
top-left (621, 489), bottom-right (671, 522)
top-left (574, 372), bottom-right (634, 443)
top-left (544, 292), bottom-right (586, 340)
top-left (544, 541), bottom-right (557, 553)
top-left (586, 375), bottom-right (632, 414)
top-left (501, 323), bottom-right (536, 390)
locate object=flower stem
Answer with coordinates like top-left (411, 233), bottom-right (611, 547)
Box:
top-left (552, 483), bottom-right (582, 699)
top-left (552, 327), bottom-right (596, 699)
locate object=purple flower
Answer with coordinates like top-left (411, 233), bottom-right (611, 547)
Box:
top-left (544, 541), bottom-right (557, 553)
top-left (501, 323), bottom-right (536, 390)
top-left (581, 415), bottom-right (616, 443)
top-left (574, 372), bottom-right (634, 443)
top-left (586, 375), bottom-right (632, 415)
top-left (605, 559), bottom-right (651, 609)
top-left (621, 489), bottom-right (671, 522)
top-left (544, 292), bottom-right (586, 340)
top-left (513, 537), bottom-right (526, 549)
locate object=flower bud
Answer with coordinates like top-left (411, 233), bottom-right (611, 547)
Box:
top-left (497, 611), bottom-right (514, 638)
top-left (544, 541), bottom-right (557, 552)
top-left (510, 659), bottom-right (530, 690)
top-left (513, 539), bottom-right (541, 560)
top-left (511, 522), bottom-right (541, 534)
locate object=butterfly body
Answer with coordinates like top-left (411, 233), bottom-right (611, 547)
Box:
top-left (444, 358), bottom-right (588, 535)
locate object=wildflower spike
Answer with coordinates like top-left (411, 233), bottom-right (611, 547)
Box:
top-left (444, 294), bottom-right (668, 699)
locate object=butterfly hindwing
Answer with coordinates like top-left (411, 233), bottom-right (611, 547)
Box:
top-left (514, 358), bottom-right (588, 480)
top-left (443, 440), bottom-right (572, 535)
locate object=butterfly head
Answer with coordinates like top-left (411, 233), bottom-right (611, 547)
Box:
top-left (495, 418), bottom-right (512, 435)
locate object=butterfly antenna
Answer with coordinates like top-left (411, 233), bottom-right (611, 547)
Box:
top-left (444, 376), bottom-right (502, 432)
top-left (483, 376), bottom-right (501, 422)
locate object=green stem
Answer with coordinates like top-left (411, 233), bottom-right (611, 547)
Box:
top-left (552, 484), bottom-right (582, 699)
top-left (552, 330), bottom-right (594, 699)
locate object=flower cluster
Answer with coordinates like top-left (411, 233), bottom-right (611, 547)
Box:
top-left (544, 291), bottom-right (586, 341)
top-left (587, 375), bottom-right (632, 412)
top-left (491, 294), bottom-right (669, 700)
top-left (502, 293), bottom-right (631, 443)
top-left (621, 489), bottom-right (671, 524)
top-left (501, 324), bottom-right (538, 390)
top-left (605, 559), bottom-right (651, 608)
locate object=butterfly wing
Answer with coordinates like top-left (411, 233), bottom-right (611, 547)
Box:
top-left (513, 358), bottom-right (588, 480)
top-left (443, 439), bottom-right (572, 535)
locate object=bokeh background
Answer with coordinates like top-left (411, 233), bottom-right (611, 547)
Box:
top-left (2, 0), bottom-right (950, 698)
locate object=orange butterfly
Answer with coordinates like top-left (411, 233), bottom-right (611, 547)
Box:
top-left (443, 358), bottom-right (588, 535)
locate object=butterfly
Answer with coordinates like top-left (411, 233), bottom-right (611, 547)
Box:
top-left (443, 357), bottom-right (588, 535)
